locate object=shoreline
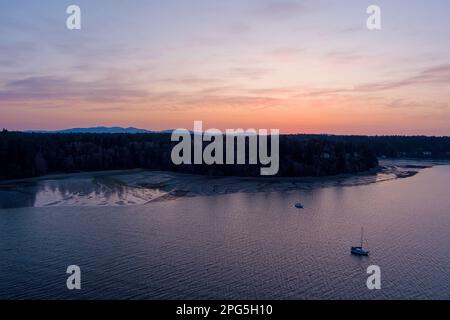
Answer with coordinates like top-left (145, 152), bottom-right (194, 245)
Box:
top-left (0, 159), bottom-right (445, 209)
top-left (2, 157), bottom-right (448, 186)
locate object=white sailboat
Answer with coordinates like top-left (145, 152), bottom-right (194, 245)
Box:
top-left (351, 227), bottom-right (370, 256)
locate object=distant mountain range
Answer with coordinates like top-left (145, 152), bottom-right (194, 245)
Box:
top-left (24, 127), bottom-right (212, 135)
top-left (26, 126), bottom-right (162, 134)
top-left (22, 127), bottom-right (302, 136)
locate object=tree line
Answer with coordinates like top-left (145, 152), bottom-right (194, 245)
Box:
top-left (0, 131), bottom-right (381, 180)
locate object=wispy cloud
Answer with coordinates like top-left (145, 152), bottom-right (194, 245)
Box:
top-left (228, 67), bottom-right (274, 80)
top-left (155, 77), bottom-right (222, 86)
top-left (250, 0), bottom-right (309, 19)
top-left (387, 98), bottom-right (449, 110)
top-left (357, 64), bottom-right (450, 92)
top-left (0, 76), bottom-right (149, 105)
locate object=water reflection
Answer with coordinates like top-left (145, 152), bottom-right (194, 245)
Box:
top-left (0, 160), bottom-right (435, 209)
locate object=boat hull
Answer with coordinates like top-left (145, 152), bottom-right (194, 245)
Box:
top-left (351, 246), bottom-right (369, 256)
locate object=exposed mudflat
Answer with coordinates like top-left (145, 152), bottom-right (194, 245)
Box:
top-left (0, 159), bottom-right (447, 208)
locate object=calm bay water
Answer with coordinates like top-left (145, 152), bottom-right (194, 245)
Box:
top-left (0, 163), bottom-right (449, 299)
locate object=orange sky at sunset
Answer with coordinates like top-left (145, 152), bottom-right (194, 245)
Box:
top-left (1, 1), bottom-right (450, 135)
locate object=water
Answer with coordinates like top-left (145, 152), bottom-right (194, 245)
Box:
top-left (0, 162), bottom-right (449, 299)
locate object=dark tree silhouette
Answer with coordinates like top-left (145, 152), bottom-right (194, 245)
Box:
top-left (4, 131), bottom-right (448, 181)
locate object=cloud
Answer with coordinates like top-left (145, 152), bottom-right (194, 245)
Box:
top-left (266, 47), bottom-right (306, 63)
top-left (284, 64), bottom-right (450, 98)
top-left (250, 0), bottom-right (308, 19)
top-left (155, 77), bottom-right (222, 86)
top-left (357, 64), bottom-right (450, 92)
top-left (325, 51), bottom-right (365, 64)
top-left (0, 43), bottom-right (37, 70)
top-left (2, 62), bottom-right (449, 120)
top-left (0, 76), bottom-right (149, 105)
top-left (228, 67), bottom-right (274, 80)
top-left (0, 74), bottom-right (284, 114)
top-left (387, 99), bottom-right (449, 110)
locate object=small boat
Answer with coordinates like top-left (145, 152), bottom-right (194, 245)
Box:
top-left (351, 227), bottom-right (370, 256)
top-left (294, 203), bottom-right (304, 209)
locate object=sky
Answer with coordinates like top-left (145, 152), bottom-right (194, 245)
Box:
top-left (1, 0), bottom-right (450, 135)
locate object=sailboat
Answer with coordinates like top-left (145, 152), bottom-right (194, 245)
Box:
top-left (351, 227), bottom-right (370, 256)
top-left (294, 202), bottom-right (304, 209)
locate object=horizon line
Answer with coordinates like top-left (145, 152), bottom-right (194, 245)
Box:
top-left (2, 126), bottom-right (450, 138)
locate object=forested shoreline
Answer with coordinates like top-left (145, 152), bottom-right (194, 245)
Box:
top-left (0, 131), bottom-right (381, 180)
top-left (1, 131), bottom-right (450, 181)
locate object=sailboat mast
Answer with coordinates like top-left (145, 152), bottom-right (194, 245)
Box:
top-left (360, 227), bottom-right (364, 248)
